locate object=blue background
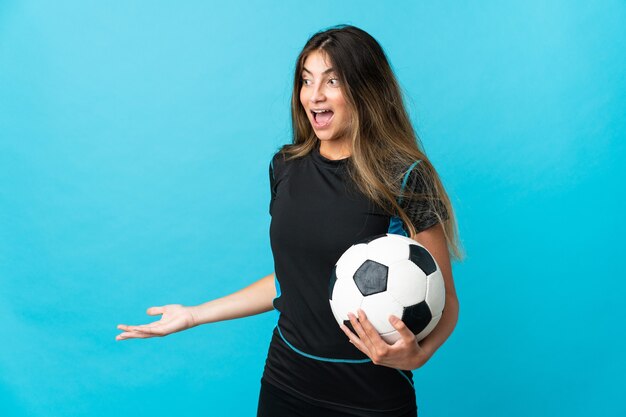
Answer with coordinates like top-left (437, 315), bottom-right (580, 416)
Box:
top-left (1, 1), bottom-right (624, 416)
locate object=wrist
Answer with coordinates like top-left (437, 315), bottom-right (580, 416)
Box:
top-left (187, 305), bottom-right (204, 327)
top-left (414, 343), bottom-right (434, 369)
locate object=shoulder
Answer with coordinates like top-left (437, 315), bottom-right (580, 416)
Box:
top-left (400, 159), bottom-right (425, 180)
top-left (269, 146), bottom-right (294, 182)
top-left (390, 158), bottom-right (428, 193)
top-left (269, 148), bottom-right (286, 171)
top-left (402, 159), bottom-right (438, 190)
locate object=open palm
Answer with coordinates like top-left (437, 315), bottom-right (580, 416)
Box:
top-left (116, 304), bottom-right (195, 341)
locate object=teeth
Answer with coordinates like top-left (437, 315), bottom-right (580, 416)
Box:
top-left (312, 109), bottom-right (331, 113)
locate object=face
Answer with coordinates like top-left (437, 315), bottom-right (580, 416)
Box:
top-left (299, 50), bottom-right (351, 149)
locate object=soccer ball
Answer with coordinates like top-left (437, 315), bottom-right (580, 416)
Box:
top-left (329, 233), bottom-right (445, 344)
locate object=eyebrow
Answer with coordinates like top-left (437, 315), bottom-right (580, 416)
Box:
top-left (302, 66), bottom-right (336, 75)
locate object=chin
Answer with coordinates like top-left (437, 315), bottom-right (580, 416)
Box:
top-left (317, 136), bottom-right (335, 142)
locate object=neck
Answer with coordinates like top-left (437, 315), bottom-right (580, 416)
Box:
top-left (319, 139), bottom-right (352, 160)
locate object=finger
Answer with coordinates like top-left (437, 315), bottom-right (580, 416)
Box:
top-left (147, 306), bottom-right (165, 316)
top-left (339, 321), bottom-right (362, 344)
top-left (116, 331), bottom-right (135, 340)
top-left (122, 324), bottom-right (159, 334)
top-left (117, 324), bottom-right (139, 332)
top-left (118, 320), bottom-right (163, 332)
top-left (339, 322), bottom-right (370, 356)
top-left (348, 312), bottom-right (375, 350)
top-left (388, 315), bottom-right (416, 343)
top-left (357, 309), bottom-right (391, 350)
top-left (116, 331), bottom-right (154, 340)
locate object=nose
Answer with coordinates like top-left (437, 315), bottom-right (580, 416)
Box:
top-left (309, 82), bottom-right (326, 103)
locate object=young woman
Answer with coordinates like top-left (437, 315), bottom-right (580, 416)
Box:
top-left (116, 24), bottom-right (462, 417)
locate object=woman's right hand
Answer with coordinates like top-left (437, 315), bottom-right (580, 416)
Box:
top-left (116, 304), bottom-right (196, 341)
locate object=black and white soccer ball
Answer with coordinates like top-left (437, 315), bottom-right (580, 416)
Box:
top-left (329, 233), bottom-right (445, 344)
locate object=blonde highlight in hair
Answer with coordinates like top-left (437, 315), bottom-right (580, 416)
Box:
top-left (278, 24), bottom-right (464, 261)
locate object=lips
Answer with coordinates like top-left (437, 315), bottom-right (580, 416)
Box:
top-left (311, 110), bottom-right (334, 128)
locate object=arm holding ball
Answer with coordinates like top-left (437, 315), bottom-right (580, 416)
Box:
top-left (340, 223), bottom-right (459, 371)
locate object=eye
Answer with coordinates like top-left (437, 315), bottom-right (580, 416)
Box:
top-left (301, 78), bottom-right (311, 85)
top-left (328, 78), bottom-right (339, 86)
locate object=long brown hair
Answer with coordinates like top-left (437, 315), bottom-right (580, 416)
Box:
top-left (277, 24), bottom-right (464, 261)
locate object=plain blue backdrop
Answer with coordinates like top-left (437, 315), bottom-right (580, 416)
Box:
top-left (1, 1), bottom-right (624, 416)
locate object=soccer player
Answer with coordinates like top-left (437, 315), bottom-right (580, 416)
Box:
top-left (116, 24), bottom-right (462, 417)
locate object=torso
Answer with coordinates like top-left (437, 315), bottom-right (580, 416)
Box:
top-left (263, 143), bottom-right (417, 415)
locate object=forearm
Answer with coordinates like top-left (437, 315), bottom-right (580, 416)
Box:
top-left (188, 272), bottom-right (277, 326)
top-left (417, 295), bottom-right (459, 364)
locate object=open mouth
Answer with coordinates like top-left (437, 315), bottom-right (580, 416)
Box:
top-left (311, 110), bottom-right (334, 127)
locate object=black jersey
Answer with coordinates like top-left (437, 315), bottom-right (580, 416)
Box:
top-left (262, 142), bottom-right (446, 416)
